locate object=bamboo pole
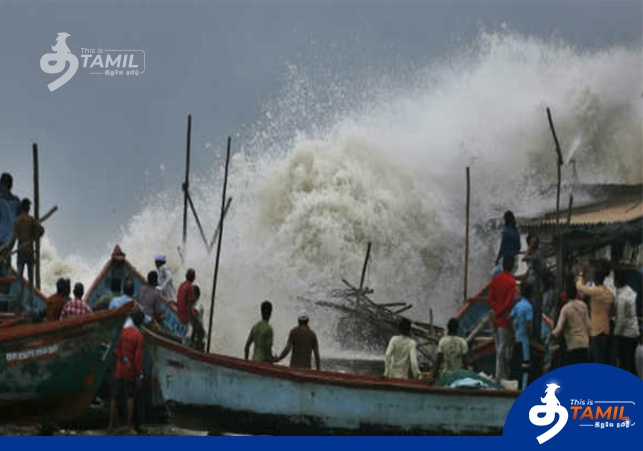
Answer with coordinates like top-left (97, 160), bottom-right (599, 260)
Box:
top-left (32, 144), bottom-right (40, 290)
top-left (185, 189), bottom-right (210, 253)
top-left (464, 166), bottom-right (470, 303)
top-left (208, 196), bottom-right (233, 252)
top-left (182, 114), bottom-right (192, 254)
top-left (358, 242), bottom-right (372, 309)
top-left (547, 107), bottom-right (565, 296)
top-left (546, 108), bottom-right (563, 227)
top-left (566, 194), bottom-right (574, 227)
top-left (207, 137), bottom-right (232, 352)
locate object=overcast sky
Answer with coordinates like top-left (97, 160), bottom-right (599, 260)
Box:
top-left (0, 0), bottom-right (641, 263)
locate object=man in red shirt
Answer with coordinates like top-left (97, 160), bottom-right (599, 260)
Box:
top-left (108, 310), bottom-right (144, 434)
top-left (488, 254), bottom-right (516, 382)
top-left (177, 268), bottom-right (197, 344)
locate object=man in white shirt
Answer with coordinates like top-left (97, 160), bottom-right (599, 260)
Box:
top-left (154, 253), bottom-right (177, 301)
top-left (614, 270), bottom-right (640, 375)
top-left (384, 318), bottom-right (420, 380)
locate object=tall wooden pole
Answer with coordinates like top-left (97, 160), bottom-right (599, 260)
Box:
top-left (207, 137), bottom-right (232, 352)
top-left (547, 107), bottom-right (564, 295)
top-left (185, 190), bottom-right (210, 253)
top-left (464, 166), bottom-right (470, 303)
top-left (546, 108), bottom-right (563, 228)
top-left (208, 196), bottom-right (233, 252)
top-left (32, 144), bottom-right (41, 290)
top-left (358, 242), bottom-right (372, 307)
top-left (182, 114), bottom-right (192, 253)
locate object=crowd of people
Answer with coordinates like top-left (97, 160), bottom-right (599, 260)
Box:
top-left (489, 210), bottom-right (643, 389)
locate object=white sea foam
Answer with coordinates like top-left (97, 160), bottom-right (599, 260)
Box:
top-left (42, 31), bottom-right (642, 357)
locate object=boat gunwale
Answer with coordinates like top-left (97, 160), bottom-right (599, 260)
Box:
top-left (0, 302), bottom-right (132, 342)
top-left (144, 327), bottom-right (520, 399)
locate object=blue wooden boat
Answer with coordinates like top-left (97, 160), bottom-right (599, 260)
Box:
top-left (84, 245), bottom-right (186, 338)
top-left (143, 327), bottom-right (519, 435)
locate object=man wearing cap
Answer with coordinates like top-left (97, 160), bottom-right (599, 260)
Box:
top-left (154, 254), bottom-right (176, 301)
top-left (138, 270), bottom-right (165, 326)
top-left (3, 198), bottom-right (44, 311)
top-left (47, 278), bottom-right (71, 321)
top-left (177, 268), bottom-right (197, 343)
top-left (276, 311), bottom-right (321, 370)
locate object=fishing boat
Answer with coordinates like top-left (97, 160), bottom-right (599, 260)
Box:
top-left (0, 271), bottom-right (49, 316)
top-left (144, 326), bottom-right (518, 435)
top-left (0, 302), bottom-right (133, 422)
top-left (84, 245), bottom-right (186, 338)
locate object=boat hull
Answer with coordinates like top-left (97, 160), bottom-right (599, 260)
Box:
top-left (0, 306), bottom-right (130, 423)
top-left (145, 329), bottom-right (518, 435)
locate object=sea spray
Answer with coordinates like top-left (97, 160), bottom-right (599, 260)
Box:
top-left (41, 31), bottom-right (642, 358)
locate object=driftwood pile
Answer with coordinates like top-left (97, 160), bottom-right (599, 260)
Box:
top-left (316, 277), bottom-right (443, 365)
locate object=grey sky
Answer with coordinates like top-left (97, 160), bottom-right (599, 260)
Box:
top-left (0, 0), bottom-right (641, 263)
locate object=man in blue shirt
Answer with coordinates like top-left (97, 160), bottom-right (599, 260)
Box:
top-left (511, 281), bottom-right (533, 390)
top-left (110, 279), bottom-right (135, 310)
top-left (0, 173), bottom-right (20, 274)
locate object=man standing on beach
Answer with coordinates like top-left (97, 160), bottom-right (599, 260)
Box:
top-left (489, 254), bottom-right (516, 383)
top-left (277, 311), bottom-right (321, 370)
top-left (551, 279), bottom-right (591, 365)
top-left (613, 269), bottom-right (640, 374)
top-left (576, 265), bottom-right (614, 365)
top-left (0, 173), bottom-right (20, 275)
top-left (510, 281), bottom-right (533, 390)
top-left (109, 309), bottom-right (144, 435)
top-left (4, 198), bottom-right (44, 311)
top-left (244, 300), bottom-right (275, 363)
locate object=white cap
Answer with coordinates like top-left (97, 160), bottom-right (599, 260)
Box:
top-left (155, 253), bottom-right (166, 262)
top-left (298, 311), bottom-right (308, 322)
